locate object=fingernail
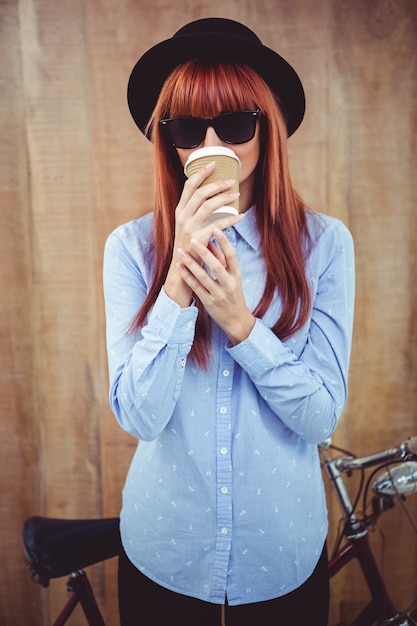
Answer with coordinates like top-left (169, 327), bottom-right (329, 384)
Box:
top-left (206, 161), bottom-right (216, 169)
top-left (224, 179), bottom-right (235, 185)
top-left (178, 248), bottom-right (187, 259)
top-left (230, 192), bottom-right (240, 199)
top-left (191, 238), bottom-right (202, 249)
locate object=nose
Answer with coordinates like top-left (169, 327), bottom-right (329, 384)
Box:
top-left (203, 125), bottom-right (223, 147)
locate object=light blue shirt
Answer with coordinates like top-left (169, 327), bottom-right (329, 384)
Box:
top-left (103, 206), bottom-right (355, 605)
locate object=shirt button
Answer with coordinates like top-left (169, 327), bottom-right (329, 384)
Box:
top-left (220, 447), bottom-right (228, 455)
top-left (221, 527), bottom-right (229, 535)
top-left (180, 359), bottom-right (186, 367)
top-left (220, 487), bottom-right (228, 494)
top-left (219, 407), bottom-right (227, 414)
top-left (222, 369), bottom-right (230, 377)
top-left (187, 320), bottom-right (194, 328)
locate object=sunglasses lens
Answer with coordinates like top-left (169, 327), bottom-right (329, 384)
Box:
top-left (215, 112), bottom-right (257, 144)
top-left (162, 111), bottom-right (260, 148)
top-left (165, 118), bottom-right (204, 149)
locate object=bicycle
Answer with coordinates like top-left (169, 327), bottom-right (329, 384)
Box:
top-left (321, 435), bottom-right (417, 626)
top-left (22, 436), bottom-right (417, 626)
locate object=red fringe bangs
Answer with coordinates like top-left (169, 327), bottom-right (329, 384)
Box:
top-left (163, 60), bottom-right (259, 118)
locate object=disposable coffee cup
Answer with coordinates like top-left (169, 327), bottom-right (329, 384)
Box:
top-left (184, 146), bottom-right (241, 225)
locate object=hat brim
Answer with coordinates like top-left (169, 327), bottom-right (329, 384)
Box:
top-left (127, 31), bottom-right (305, 138)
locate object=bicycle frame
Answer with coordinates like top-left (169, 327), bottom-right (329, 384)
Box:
top-left (52, 570), bottom-right (105, 626)
top-left (328, 516), bottom-right (400, 625)
top-left (322, 437), bottom-right (417, 626)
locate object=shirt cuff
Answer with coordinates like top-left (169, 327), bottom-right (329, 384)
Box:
top-left (146, 287), bottom-right (198, 343)
top-left (227, 318), bottom-right (295, 377)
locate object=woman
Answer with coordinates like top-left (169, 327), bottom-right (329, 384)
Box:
top-left (103, 17), bottom-right (355, 625)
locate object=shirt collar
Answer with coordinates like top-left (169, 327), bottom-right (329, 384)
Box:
top-left (234, 205), bottom-right (261, 251)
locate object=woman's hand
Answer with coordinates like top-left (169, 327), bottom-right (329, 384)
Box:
top-left (176, 228), bottom-right (256, 345)
top-left (164, 162), bottom-right (242, 308)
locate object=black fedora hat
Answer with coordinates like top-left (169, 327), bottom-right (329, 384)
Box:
top-left (127, 18), bottom-right (305, 138)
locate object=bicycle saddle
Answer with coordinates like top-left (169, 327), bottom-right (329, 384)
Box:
top-left (22, 516), bottom-right (120, 587)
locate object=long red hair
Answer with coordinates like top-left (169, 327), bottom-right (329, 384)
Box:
top-left (132, 60), bottom-right (314, 368)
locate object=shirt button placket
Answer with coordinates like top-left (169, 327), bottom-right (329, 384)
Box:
top-left (215, 350), bottom-right (234, 587)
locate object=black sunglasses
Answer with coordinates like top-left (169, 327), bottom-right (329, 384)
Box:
top-left (160, 109), bottom-right (262, 149)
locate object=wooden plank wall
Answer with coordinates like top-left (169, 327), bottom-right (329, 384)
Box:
top-left (1, 0), bottom-right (416, 624)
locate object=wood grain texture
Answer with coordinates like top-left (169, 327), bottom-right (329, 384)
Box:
top-left (1, 0), bottom-right (416, 623)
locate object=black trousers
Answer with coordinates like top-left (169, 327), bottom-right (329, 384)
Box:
top-left (118, 543), bottom-right (329, 625)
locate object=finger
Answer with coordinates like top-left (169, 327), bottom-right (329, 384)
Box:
top-left (175, 161), bottom-right (215, 213)
top-left (189, 239), bottom-right (225, 275)
top-left (185, 184), bottom-right (239, 218)
top-left (176, 258), bottom-right (218, 300)
top-left (181, 161), bottom-right (215, 200)
top-left (178, 244), bottom-right (224, 287)
top-left (178, 245), bottom-right (215, 276)
top-left (207, 240), bottom-right (226, 267)
top-left (212, 228), bottom-right (241, 274)
top-left (181, 160), bottom-right (231, 207)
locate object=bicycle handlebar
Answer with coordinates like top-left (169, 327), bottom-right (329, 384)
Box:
top-left (332, 436), bottom-right (417, 472)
